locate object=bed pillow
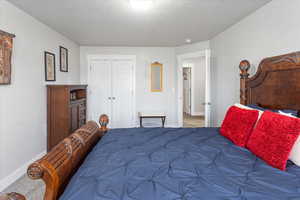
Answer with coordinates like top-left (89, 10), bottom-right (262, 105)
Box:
top-left (247, 104), bottom-right (298, 117)
top-left (279, 109), bottom-right (298, 117)
top-left (247, 104), bottom-right (267, 111)
top-left (247, 111), bottom-right (300, 170)
top-left (279, 110), bottom-right (295, 118)
top-left (279, 111), bottom-right (300, 167)
top-left (290, 137), bottom-right (300, 166)
top-left (234, 103), bottom-right (263, 120)
top-left (234, 103), bottom-right (258, 110)
top-left (220, 106), bottom-right (259, 147)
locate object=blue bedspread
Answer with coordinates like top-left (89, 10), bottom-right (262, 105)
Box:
top-left (60, 128), bottom-right (300, 200)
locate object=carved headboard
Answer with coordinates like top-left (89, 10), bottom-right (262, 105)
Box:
top-left (239, 51), bottom-right (300, 111)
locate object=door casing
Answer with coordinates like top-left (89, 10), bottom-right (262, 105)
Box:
top-left (177, 50), bottom-right (211, 127)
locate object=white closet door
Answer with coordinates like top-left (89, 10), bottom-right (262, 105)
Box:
top-left (111, 60), bottom-right (134, 128)
top-left (89, 60), bottom-right (112, 125)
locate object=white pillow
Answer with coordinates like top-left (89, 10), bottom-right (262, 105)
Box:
top-left (290, 137), bottom-right (300, 166)
top-left (278, 110), bottom-right (296, 118)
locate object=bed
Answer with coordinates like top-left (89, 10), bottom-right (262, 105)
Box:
top-left (2, 51), bottom-right (300, 200)
top-left (61, 127), bottom-right (300, 200)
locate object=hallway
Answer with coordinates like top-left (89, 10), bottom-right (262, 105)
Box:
top-left (183, 114), bottom-right (205, 128)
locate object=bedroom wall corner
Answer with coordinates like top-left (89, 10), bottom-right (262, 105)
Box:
top-left (210, 0), bottom-right (300, 126)
top-left (0, 0), bottom-right (80, 191)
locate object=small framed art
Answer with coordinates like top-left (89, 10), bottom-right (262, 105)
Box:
top-left (59, 46), bottom-right (68, 72)
top-left (44, 51), bottom-right (56, 81)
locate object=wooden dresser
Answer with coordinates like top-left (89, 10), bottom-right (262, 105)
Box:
top-left (47, 85), bottom-right (87, 151)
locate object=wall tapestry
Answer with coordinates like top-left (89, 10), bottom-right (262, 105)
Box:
top-left (0, 30), bottom-right (15, 85)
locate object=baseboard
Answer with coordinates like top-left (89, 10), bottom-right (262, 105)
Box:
top-left (165, 124), bottom-right (181, 128)
top-left (0, 150), bottom-right (46, 192)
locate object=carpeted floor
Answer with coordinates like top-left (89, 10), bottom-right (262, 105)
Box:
top-left (3, 174), bottom-right (44, 200)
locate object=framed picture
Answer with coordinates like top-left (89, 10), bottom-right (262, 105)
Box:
top-left (151, 62), bottom-right (163, 92)
top-left (59, 46), bottom-right (68, 72)
top-left (44, 51), bottom-right (56, 81)
top-left (0, 30), bottom-right (15, 85)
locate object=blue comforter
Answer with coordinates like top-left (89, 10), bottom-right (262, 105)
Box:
top-left (60, 128), bottom-right (300, 200)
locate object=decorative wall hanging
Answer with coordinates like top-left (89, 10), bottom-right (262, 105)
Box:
top-left (151, 62), bottom-right (163, 92)
top-left (0, 30), bottom-right (15, 85)
top-left (44, 51), bottom-right (56, 81)
top-left (59, 46), bottom-right (68, 72)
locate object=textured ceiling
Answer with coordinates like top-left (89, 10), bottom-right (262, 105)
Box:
top-left (7, 0), bottom-right (272, 46)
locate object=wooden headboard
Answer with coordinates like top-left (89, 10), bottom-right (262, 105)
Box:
top-left (239, 51), bottom-right (300, 111)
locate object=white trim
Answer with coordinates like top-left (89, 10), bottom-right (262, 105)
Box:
top-left (0, 151), bottom-right (46, 192)
top-left (177, 50), bottom-right (211, 127)
top-left (87, 54), bottom-right (137, 128)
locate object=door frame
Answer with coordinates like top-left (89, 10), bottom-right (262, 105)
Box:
top-left (177, 49), bottom-right (211, 127)
top-left (87, 54), bottom-right (137, 127)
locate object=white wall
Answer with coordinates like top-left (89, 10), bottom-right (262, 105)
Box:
top-left (80, 46), bottom-right (177, 127)
top-left (183, 57), bottom-right (206, 116)
top-left (0, 0), bottom-right (80, 190)
top-left (210, 0), bottom-right (300, 126)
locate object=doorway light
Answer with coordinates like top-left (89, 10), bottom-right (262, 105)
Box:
top-left (130, 0), bottom-right (154, 11)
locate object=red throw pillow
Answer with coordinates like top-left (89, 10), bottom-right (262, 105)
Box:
top-left (220, 106), bottom-right (259, 147)
top-left (247, 111), bottom-right (300, 170)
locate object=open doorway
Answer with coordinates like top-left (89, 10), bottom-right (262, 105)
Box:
top-left (177, 50), bottom-right (211, 127)
top-left (182, 62), bottom-right (205, 127)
